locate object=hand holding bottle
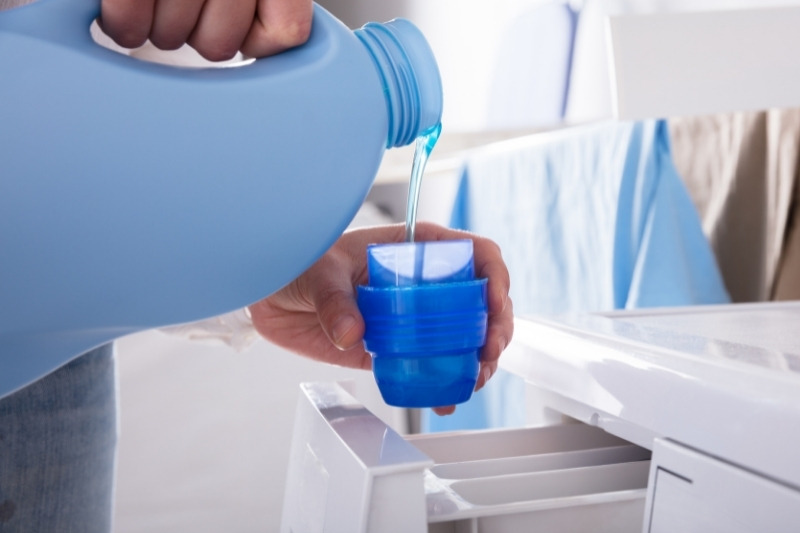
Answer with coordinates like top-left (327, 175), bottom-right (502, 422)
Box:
top-left (100, 0), bottom-right (312, 60)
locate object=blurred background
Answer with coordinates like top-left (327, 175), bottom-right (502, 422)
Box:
top-left (112, 1), bottom-right (800, 531)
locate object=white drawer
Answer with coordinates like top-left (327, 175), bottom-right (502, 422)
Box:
top-left (281, 383), bottom-right (651, 533)
top-left (410, 425), bottom-right (650, 533)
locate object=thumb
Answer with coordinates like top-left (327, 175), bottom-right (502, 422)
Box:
top-left (305, 261), bottom-right (365, 351)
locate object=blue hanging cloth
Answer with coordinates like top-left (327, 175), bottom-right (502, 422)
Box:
top-left (424, 119), bottom-right (730, 432)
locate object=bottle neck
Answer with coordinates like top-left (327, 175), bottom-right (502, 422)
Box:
top-left (355, 19), bottom-right (442, 148)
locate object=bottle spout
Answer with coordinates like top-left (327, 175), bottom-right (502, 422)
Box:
top-left (355, 18), bottom-right (443, 148)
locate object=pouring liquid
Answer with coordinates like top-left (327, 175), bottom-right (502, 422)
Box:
top-left (404, 123), bottom-right (442, 243)
top-left (405, 123), bottom-right (442, 279)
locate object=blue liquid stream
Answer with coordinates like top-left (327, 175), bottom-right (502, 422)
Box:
top-left (405, 123), bottom-right (442, 280)
top-left (405, 123), bottom-right (442, 243)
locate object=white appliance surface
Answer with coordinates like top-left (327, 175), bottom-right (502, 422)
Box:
top-left (503, 301), bottom-right (800, 491)
top-left (280, 302), bottom-right (800, 532)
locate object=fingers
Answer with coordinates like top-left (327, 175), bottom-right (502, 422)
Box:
top-left (241, 0), bottom-right (313, 58)
top-left (100, 0), bottom-right (156, 49)
top-left (474, 292), bottom-right (513, 391)
top-left (473, 296), bottom-right (513, 392)
top-left (187, 0), bottom-right (257, 61)
top-left (149, 0), bottom-right (205, 51)
top-left (101, 0), bottom-right (312, 61)
top-left (474, 238), bottom-right (511, 318)
top-left (473, 361), bottom-right (497, 393)
top-left (329, 343), bottom-right (373, 371)
top-left (484, 294), bottom-right (514, 361)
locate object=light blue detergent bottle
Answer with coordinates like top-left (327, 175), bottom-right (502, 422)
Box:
top-left (0, 0), bottom-right (442, 398)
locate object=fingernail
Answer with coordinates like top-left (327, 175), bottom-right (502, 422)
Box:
top-left (331, 314), bottom-right (357, 349)
top-left (483, 364), bottom-right (493, 384)
top-left (474, 367), bottom-right (487, 392)
top-left (497, 336), bottom-right (508, 356)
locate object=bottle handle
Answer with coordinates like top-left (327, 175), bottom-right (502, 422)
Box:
top-left (0, 0), bottom-right (338, 81)
top-left (0, 0), bottom-right (101, 49)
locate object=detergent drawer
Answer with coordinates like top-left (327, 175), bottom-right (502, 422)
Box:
top-left (281, 382), bottom-right (652, 533)
top-left (407, 423), bottom-right (651, 533)
top-left (644, 439), bottom-right (800, 533)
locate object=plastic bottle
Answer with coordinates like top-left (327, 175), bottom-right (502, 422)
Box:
top-left (0, 0), bottom-right (442, 398)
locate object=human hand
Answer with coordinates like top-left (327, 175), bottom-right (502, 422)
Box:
top-left (248, 222), bottom-right (514, 416)
top-left (100, 0), bottom-right (313, 61)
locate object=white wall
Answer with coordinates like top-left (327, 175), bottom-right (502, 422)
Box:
top-left (407, 0), bottom-right (561, 132)
top-left (324, 0), bottom-right (800, 130)
top-left (322, 0), bottom-right (564, 132)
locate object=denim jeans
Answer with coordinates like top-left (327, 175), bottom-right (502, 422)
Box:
top-left (0, 344), bottom-right (118, 533)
